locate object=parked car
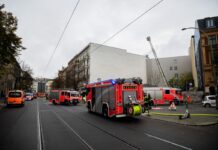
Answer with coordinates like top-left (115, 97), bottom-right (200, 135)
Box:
top-left (202, 95), bottom-right (216, 107)
top-left (25, 93), bottom-right (34, 101)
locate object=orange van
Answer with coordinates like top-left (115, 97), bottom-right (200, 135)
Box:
top-left (6, 90), bottom-right (25, 107)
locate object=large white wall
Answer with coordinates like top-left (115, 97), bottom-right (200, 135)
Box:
top-left (146, 55), bottom-right (192, 86)
top-left (89, 43), bottom-right (147, 83)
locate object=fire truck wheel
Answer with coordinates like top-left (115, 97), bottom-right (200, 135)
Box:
top-left (65, 100), bottom-right (69, 105)
top-left (73, 101), bottom-right (78, 105)
top-left (173, 99), bottom-right (179, 105)
top-left (87, 103), bottom-right (91, 112)
top-left (102, 106), bottom-right (108, 118)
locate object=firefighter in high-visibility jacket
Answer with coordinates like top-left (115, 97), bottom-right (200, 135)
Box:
top-left (144, 93), bottom-right (151, 115)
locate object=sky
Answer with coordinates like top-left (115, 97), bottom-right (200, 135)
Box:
top-left (1, 0), bottom-right (218, 78)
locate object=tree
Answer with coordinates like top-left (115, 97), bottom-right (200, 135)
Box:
top-left (168, 73), bottom-right (193, 90)
top-left (19, 61), bottom-right (33, 90)
top-left (0, 4), bottom-right (25, 72)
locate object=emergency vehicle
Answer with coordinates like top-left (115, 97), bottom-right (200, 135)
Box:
top-left (143, 87), bottom-right (183, 105)
top-left (85, 78), bottom-right (145, 118)
top-left (49, 90), bottom-right (82, 105)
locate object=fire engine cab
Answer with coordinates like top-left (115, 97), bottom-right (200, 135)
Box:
top-left (85, 78), bottom-right (145, 118)
top-left (49, 90), bottom-right (82, 105)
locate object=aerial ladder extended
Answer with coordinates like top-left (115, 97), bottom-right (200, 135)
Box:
top-left (146, 36), bottom-right (169, 87)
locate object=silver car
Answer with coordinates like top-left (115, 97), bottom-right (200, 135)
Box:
top-left (202, 95), bottom-right (216, 107)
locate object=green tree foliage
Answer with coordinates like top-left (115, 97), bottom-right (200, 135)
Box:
top-left (20, 71), bottom-right (33, 90)
top-left (0, 4), bottom-right (25, 70)
top-left (168, 73), bottom-right (193, 90)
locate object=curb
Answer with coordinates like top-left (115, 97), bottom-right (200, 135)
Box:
top-left (149, 112), bottom-right (218, 117)
top-left (142, 113), bottom-right (218, 126)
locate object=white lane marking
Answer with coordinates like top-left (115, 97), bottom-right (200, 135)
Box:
top-left (52, 110), bottom-right (94, 150)
top-left (145, 133), bottom-right (192, 150)
top-left (37, 100), bottom-right (43, 150)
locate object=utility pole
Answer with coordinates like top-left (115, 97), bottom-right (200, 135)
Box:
top-left (146, 36), bottom-right (169, 87)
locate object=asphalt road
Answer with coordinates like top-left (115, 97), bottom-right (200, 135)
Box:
top-left (0, 99), bottom-right (217, 150)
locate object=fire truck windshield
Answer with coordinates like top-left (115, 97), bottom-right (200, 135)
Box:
top-left (176, 90), bottom-right (182, 95)
top-left (71, 94), bottom-right (79, 97)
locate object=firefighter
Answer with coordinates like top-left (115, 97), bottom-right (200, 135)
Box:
top-left (144, 93), bottom-right (151, 108)
top-left (144, 93), bottom-right (150, 116)
top-left (82, 95), bottom-right (86, 103)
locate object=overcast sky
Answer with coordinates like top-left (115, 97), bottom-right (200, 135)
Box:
top-left (1, 0), bottom-right (218, 78)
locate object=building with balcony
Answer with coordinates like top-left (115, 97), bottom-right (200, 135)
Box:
top-left (194, 16), bottom-right (218, 94)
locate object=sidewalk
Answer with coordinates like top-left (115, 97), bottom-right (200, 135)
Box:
top-left (143, 103), bottom-right (218, 126)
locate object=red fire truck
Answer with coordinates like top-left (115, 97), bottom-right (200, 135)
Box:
top-left (85, 78), bottom-right (145, 118)
top-left (49, 90), bottom-right (82, 105)
top-left (143, 87), bottom-right (183, 105)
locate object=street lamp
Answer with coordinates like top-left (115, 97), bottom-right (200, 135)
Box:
top-left (182, 27), bottom-right (217, 94)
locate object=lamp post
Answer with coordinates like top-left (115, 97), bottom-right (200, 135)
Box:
top-left (182, 27), bottom-right (217, 94)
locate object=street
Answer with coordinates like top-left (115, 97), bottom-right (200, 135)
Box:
top-left (0, 99), bottom-right (217, 150)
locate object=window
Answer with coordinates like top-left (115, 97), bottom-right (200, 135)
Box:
top-left (206, 19), bottom-right (215, 28)
top-left (9, 92), bottom-right (22, 98)
top-left (170, 66), bottom-right (173, 70)
top-left (208, 35), bottom-right (217, 45)
top-left (208, 96), bottom-right (216, 100)
top-left (214, 51), bottom-right (218, 64)
top-left (165, 90), bottom-right (170, 94)
top-left (174, 66), bottom-right (177, 70)
top-left (61, 92), bottom-right (64, 96)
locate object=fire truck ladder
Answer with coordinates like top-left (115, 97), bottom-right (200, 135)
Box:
top-left (146, 36), bottom-right (169, 87)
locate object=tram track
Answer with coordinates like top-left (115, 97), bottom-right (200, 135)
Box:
top-left (53, 105), bottom-right (141, 150)
top-left (57, 104), bottom-right (193, 150)
top-left (38, 101), bottom-right (93, 150)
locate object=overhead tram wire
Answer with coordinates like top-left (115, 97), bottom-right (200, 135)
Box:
top-left (44, 0), bottom-right (80, 76)
top-left (89, 0), bottom-right (164, 55)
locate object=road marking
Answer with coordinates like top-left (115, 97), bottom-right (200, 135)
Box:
top-left (37, 100), bottom-right (43, 150)
top-left (57, 107), bottom-right (140, 150)
top-left (145, 133), bottom-right (192, 150)
top-left (52, 110), bottom-right (94, 150)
